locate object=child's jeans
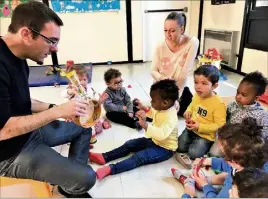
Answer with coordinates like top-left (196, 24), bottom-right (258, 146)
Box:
top-left (177, 129), bottom-right (213, 159)
top-left (106, 111), bottom-right (138, 129)
top-left (106, 107), bottom-right (152, 129)
top-left (103, 137), bottom-right (174, 175)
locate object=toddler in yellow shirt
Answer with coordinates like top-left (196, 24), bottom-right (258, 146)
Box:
top-left (89, 79), bottom-right (179, 179)
top-left (176, 65), bottom-right (226, 163)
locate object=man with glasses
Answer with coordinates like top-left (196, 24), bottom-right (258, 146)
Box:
top-left (0, 1), bottom-right (96, 198)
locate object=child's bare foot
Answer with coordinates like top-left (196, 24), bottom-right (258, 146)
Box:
top-left (96, 166), bottom-right (111, 179)
top-left (89, 152), bottom-right (106, 165)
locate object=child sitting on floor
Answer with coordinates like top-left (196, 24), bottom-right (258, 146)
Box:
top-left (89, 79), bottom-right (179, 179)
top-left (103, 68), bottom-right (142, 130)
top-left (176, 65), bottom-right (226, 165)
top-left (62, 64), bottom-right (109, 147)
top-left (172, 117), bottom-right (268, 198)
top-left (209, 71), bottom-right (268, 157)
top-left (230, 168), bottom-right (268, 198)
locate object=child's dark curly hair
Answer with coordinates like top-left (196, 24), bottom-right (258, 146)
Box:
top-left (194, 65), bottom-right (220, 85)
top-left (233, 168), bottom-right (268, 198)
top-left (104, 68), bottom-right (122, 83)
top-left (241, 71), bottom-right (267, 96)
top-left (150, 79), bottom-right (179, 105)
top-left (217, 117), bottom-right (267, 168)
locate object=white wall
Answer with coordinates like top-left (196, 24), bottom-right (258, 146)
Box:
top-left (131, 1), bottom-right (143, 61)
top-left (189, 0), bottom-right (200, 38)
top-left (200, 1), bottom-right (268, 76)
top-left (55, 1), bottom-right (128, 65)
top-left (242, 48), bottom-right (268, 77)
top-left (200, 1), bottom-right (245, 54)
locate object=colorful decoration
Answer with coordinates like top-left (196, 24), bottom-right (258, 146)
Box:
top-left (0, 0), bottom-right (28, 18)
top-left (197, 48), bottom-right (223, 70)
top-left (51, 0), bottom-right (120, 13)
top-left (197, 48), bottom-right (227, 80)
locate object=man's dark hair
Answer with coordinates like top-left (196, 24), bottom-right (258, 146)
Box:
top-left (104, 68), bottom-right (122, 83)
top-left (241, 71), bottom-right (267, 96)
top-left (233, 168), bottom-right (268, 198)
top-left (194, 65), bottom-right (220, 85)
top-left (8, 1), bottom-right (63, 38)
top-left (150, 79), bottom-right (179, 104)
top-left (218, 117), bottom-right (267, 168)
top-left (165, 12), bottom-right (187, 34)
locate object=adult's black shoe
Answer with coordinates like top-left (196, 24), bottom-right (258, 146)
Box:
top-left (58, 186), bottom-right (92, 198)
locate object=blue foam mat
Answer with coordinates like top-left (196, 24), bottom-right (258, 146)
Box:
top-left (28, 64), bottom-right (92, 87)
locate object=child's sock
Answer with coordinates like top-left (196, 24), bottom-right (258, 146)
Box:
top-left (171, 168), bottom-right (196, 187)
top-left (89, 152), bottom-right (106, 165)
top-left (171, 168), bottom-right (187, 184)
top-left (96, 166), bottom-right (111, 179)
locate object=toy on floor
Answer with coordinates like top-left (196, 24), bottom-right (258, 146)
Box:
top-left (197, 48), bottom-right (227, 81)
top-left (102, 119), bottom-right (111, 129)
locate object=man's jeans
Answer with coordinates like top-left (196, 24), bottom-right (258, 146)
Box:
top-left (103, 137), bottom-right (174, 175)
top-left (0, 120), bottom-right (96, 195)
top-left (177, 129), bottom-right (213, 159)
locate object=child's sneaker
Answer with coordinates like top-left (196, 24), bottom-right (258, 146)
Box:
top-left (94, 120), bottom-right (103, 135)
top-left (175, 153), bottom-right (192, 169)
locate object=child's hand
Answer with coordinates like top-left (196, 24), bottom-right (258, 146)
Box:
top-left (67, 86), bottom-right (78, 97)
top-left (138, 118), bottom-right (147, 130)
top-left (135, 110), bottom-right (146, 120)
top-left (192, 158), bottom-right (211, 169)
top-left (186, 120), bottom-right (199, 131)
top-left (133, 98), bottom-right (146, 110)
top-left (98, 92), bottom-right (108, 104)
top-left (128, 113), bottom-right (134, 117)
top-left (123, 106), bottom-right (127, 111)
top-left (183, 111), bottom-right (192, 120)
top-left (191, 170), bottom-right (209, 188)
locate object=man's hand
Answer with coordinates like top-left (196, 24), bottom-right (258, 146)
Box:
top-left (57, 98), bottom-right (89, 120)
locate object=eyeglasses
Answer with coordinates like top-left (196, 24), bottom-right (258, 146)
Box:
top-left (113, 79), bottom-right (124, 85)
top-left (29, 28), bottom-right (59, 46)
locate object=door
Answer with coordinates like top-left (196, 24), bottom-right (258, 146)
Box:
top-left (142, 1), bottom-right (192, 62)
top-left (237, 0), bottom-right (268, 71)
